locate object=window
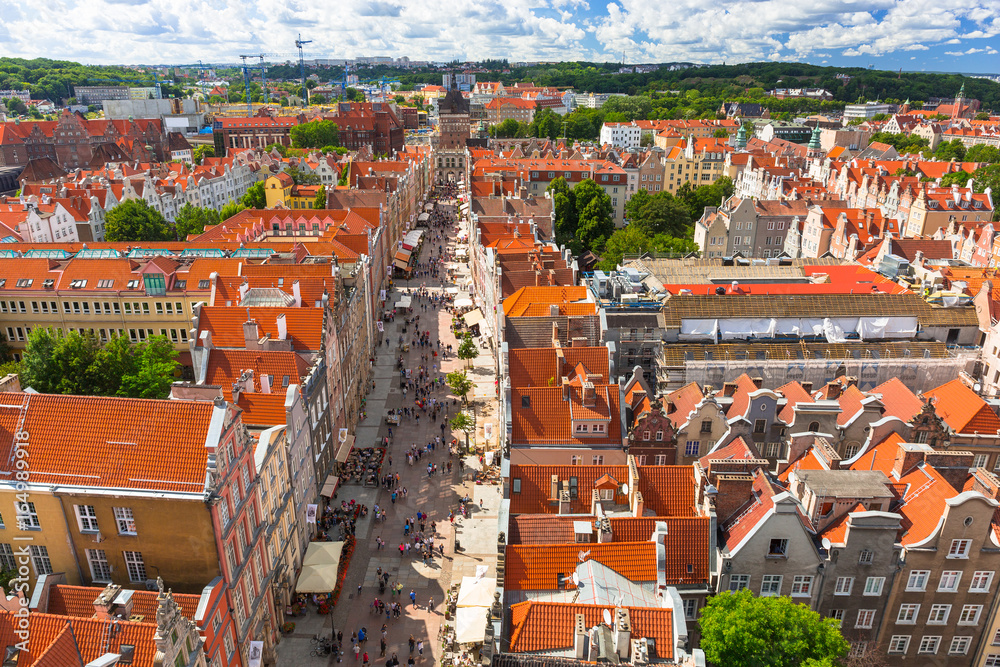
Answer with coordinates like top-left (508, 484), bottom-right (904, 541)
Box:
top-left (592, 455), bottom-right (604, 465)
top-left (767, 538), bottom-right (787, 558)
top-left (829, 609), bottom-right (843, 627)
top-left (790, 575), bottom-right (813, 597)
top-left (897, 603), bottom-right (919, 624)
top-left (642, 430), bottom-right (650, 441)
top-left (927, 604), bottom-right (951, 624)
top-left (948, 538), bottom-right (972, 559)
top-left (938, 571), bottom-right (961, 592)
top-left (654, 454), bottom-right (667, 465)
top-left (958, 604), bottom-right (982, 625)
top-left (729, 574), bottom-right (750, 591)
top-left (232, 584), bottom-right (247, 627)
top-left (74, 505), bottom-right (99, 532)
top-left (87, 549), bottom-right (112, 582)
top-left (685, 441), bottom-right (699, 457)
top-left (655, 430), bottom-right (663, 441)
top-left (970, 570), bottom-right (994, 592)
top-left (114, 507), bottom-right (136, 535)
top-left (29, 545), bottom-right (52, 575)
top-left (988, 656), bottom-right (1000, 667)
top-left (888, 636), bottom-right (910, 655)
top-left (906, 570), bottom-right (929, 591)
top-left (949, 636), bottom-right (971, 655)
top-left (224, 630), bottom-right (235, 659)
top-left (918, 636), bottom-right (941, 655)
top-left (15, 501), bottom-right (39, 530)
top-left (834, 577), bottom-right (853, 595)
top-left (863, 577), bottom-right (884, 596)
top-left (760, 575), bottom-right (782, 596)
top-left (123, 551), bottom-right (146, 582)
top-left (855, 609), bottom-right (875, 629)
top-left (700, 420), bottom-right (712, 433)
top-left (682, 598), bottom-right (697, 620)
top-left (218, 498), bottom-right (230, 527)
top-left (754, 419), bottom-right (766, 433)
top-left (512, 479), bottom-right (521, 493)
top-left (858, 549), bottom-right (873, 564)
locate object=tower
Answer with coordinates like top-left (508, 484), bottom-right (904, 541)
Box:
top-left (807, 126), bottom-right (823, 159)
top-left (735, 122), bottom-right (748, 150)
top-left (953, 82), bottom-right (966, 120)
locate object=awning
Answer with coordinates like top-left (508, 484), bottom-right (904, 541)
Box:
top-left (336, 433), bottom-right (355, 463)
top-left (455, 607), bottom-right (488, 644)
top-left (457, 576), bottom-right (497, 607)
top-left (463, 309), bottom-right (485, 327)
top-left (394, 259), bottom-right (410, 270)
top-left (455, 247), bottom-right (468, 258)
top-left (320, 474), bottom-right (340, 497)
top-left (296, 541), bottom-right (345, 592)
top-left (396, 295), bottom-right (412, 309)
top-left (417, 212), bottom-right (430, 222)
top-left (445, 287), bottom-right (459, 294)
top-left (454, 298), bottom-right (473, 309)
top-left (394, 249), bottom-right (412, 263)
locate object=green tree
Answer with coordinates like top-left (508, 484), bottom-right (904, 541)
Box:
top-left (119, 336), bottom-right (179, 399)
top-left (931, 138), bottom-right (967, 162)
top-left (218, 200), bottom-right (246, 221)
top-left (449, 411), bottom-right (475, 451)
top-left (492, 118), bottom-right (521, 138)
top-left (573, 179), bottom-right (615, 252)
top-left (699, 590), bottom-right (849, 667)
top-left (548, 177), bottom-right (578, 241)
top-left (241, 181), bottom-right (267, 209)
top-left (457, 333), bottom-right (478, 368)
top-left (446, 369), bottom-right (475, 404)
top-left (263, 142), bottom-right (288, 157)
top-left (627, 190), bottom-right (692, 236)
top-left (104, 199), bottom-right (172, 242)
top-left (0, 331), bottom-right (11, 364)
top-left (285, 165), bottom-right (321, 185)
top-left (192, 145), bottom-right (214, 165)
top-left (713, 128), bottom-right (729, 138)
top-left (311, 94), bottom-right (327, 104)
top-left (965, 144), bottom-right (1000, 164)
top-left (5, 97), bottom-right (27, 115)
top-left (290, 120), bottom-right (340, 149)
top-left (314, 185), bottom-right (327, 209)
top-left (174, 203), bottom-right (220, 240)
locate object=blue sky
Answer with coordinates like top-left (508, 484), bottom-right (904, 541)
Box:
top-left (1, 0), bottom-right (999, 74)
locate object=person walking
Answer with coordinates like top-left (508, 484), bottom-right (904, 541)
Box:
top-left (417, 641), bottom-right (424, 656)
top-left (380, 638), bottom-right (387, 657)
top-left (363, 652), bottom-right (370, 667)
top-left (409, 589), bottom-right (416, 607)
top-left (408, 636), bottom-right (415, 653)
top-left (353, 644), bottom-right (361, 661)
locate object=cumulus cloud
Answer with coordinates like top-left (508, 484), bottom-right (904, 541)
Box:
top-left (0, 0), bottom-right (997, 68)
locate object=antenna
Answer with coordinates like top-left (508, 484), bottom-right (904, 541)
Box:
top-left (603, 609), bottom-right (612, 627)
top-left (572, 572), bottom-right (580, 587)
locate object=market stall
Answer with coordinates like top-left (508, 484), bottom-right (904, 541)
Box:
top-left (296, 542), bottom-right (344, 593)
top-left (454, 298), bottom-right (473, 309)
top-left (396, 295), bottom-right (412, 309)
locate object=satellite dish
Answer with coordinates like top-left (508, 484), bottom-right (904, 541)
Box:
top-left (572, 572), bottom-right (580, 587)
top-left (603, 609), bottom-right (612, 627)
top-left (822, 537), bottom-right (832, 551)
top-left (621, 483), bottom-right (629, 496)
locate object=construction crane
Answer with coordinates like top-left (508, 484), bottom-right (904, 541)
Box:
top-left (295, 34), bottom-right (312, 106)
top-left (238, 54), bottom-right (270, 112)
top-left (87, 77), bottom-right (170, 100)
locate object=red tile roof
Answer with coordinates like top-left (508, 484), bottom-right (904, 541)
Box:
top-left (507, 347), bottom-right (610, 389)
top-left (0, 393), bottom-right (214, 493)
top-left (46, 585), bottom-right (200, 621)
top-left (196, 306), bottom-right (324, 351)
top-left (699, 436), bottom-right (759, 468)
top-left (511, 385), bottom-right (621, 446)
top-left (506, 542), bottom-right (658, 590)
top-left (819, 502), bottom-right (865, 546)
top-left (503, 286), bottom-right (592, 317)
top-left (837, 385), bottom-right (868, 427)
top-left (725, 374), bottom-right (760, 419)
top-left (777, 381), bottom-right (813, 425)
top-left (509, 601), bottom-right (673, 657)
top-left (237, 392), bottom-right (290, 427)
top-left (664, 383), bottom-right (704, 428)
top-left (0, 610), bottom-right (159, 666)
top-left (509, 515), bottom-right (579, 545)
top-left (871, 378), bottom-right (923, 423)
top-left (32, 621), bottom-right (84, 667)
top-left (924, 379), bottom-right (1000, 434)
top-left (609, 516), bottom-right (710, 584)
top-left (205, 350), bottom-right (309, 398)
top-left (850, 431), bottom-right (906, 474)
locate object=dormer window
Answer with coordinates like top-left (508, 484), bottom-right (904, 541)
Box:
top-left (15, 279), bottom-right (32, 288)
top-left (576, 424), bottom-right (588, 433)
top-left (69, 279), bottom-right (87, 288)
top-left (126, 279), bottom-right (140, 289)
top-left (41, 279), bottom-right (53, 289)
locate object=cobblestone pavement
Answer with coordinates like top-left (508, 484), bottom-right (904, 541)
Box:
top-left (276, 202), bottom-right (500, 666)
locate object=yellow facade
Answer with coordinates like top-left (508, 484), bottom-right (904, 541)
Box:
top-left (264, 174), bottom-right (293, 208)
top-left (0, 490), bottom-right (82, 588)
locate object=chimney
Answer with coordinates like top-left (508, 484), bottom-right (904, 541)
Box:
top-left (243, 319), bottom-right (260, 349)
top-left (614, 608), bottom-right (632, 659)
top-left (562, 377), bottom-right (571, 402)
top-left (239, 280), bottom-right (249, 303)
top-left (574, 615), bottom-right (588, 659)
top-left (242, 369), bottom-right (255, 393)
top-left (550, 304), bottom-right (560, 317)
top-left (582, 382), bottom-right (597, 407)
top-left (824, 381), bottom-right (841, 400)
top-left (552, 322), bottom-right (560, 347)
top-left (596, 518), bottom-right (613, 543)
top-left (801, 381), bottom-right (813, 393)
top-left (292, 280), bottom-right (302, 306)
top-left (260, 373), bottom-right (272, 394)
top-left (631, 490), bottom-right (644, 517)
top-left (535, 270), bottom-right (542, 287)
top-left (276, 313), bottom-right (288, 340)
top-left (712, 474), bottom-right (756, 524)
top-left (892, 443), bottom-right (927, 480)
top-left (556, 347), bottom-right (566, 378)
top-left (550, 474), bottom-right (559, 500)
top-left (558, 488), bottom-right (572, 514)
top-left (968, 469), bottom-right (1000, 500)
top-left (92, 584), bottom-right (124, 620)
top-left (751, 376), bottom-right (763, 389)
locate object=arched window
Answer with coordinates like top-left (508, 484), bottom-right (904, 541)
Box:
top-left (808, 421), bottom-right (820, 432)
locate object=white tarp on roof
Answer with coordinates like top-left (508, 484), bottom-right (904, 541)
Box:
top-left (457, 576), bottom-right (497, 607)
top-left (455, 606), bottom-right (488, 644)
top-left (720, 318), bottom-right (776, 340)
top-left (679, 319), bottom-right (717, 341)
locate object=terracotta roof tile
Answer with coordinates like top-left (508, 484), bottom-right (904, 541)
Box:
top-left (0, 610), bottom-right (158, 666)
top-left (609, 516), bottom-right (710, 584)
top-left (871, 378), bottom-right (923, 423)
top-left (205, 350), bottom-right (309, 398)
top-left (819, 503), bottom-right (865, 546)
top-left (699, 436), bottom-right (758, 468)
top-left (0, 393), bottom-right (213, 493)
top-left (777, 381), bottom-right (813, 425)
top-left (32, 622), bottom-right (84, 667)
top-left (511, 386), bottom-right (620, 446)
top-left (850, 431), bottom-right (905, 474)
top-left (725, 374), bottom-right (760, 419)
top-left (924, 379), bottom-right (1000, 434)
top-left (237, 392), bottom-right (290, 427)
top-left (506, 542), bottom-right (658, 590)
top-left (509, 515), bottom-right (578, 545)
top-left (836, 385), bottom-right (867, 427)
top-left (664, 383), bottom-right (704, 428)
top-left (503, 286), bottom-right (592, 317)
top-left (508, 347), bottom-right (610, 389)
top-left (46, 585), bottom-right (200, 620)
top-left (509, 601), bottom-right (673, 658)
top-left (196, 306), bottom-right (324, 351)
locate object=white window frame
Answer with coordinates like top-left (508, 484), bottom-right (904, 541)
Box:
top-left (790, 575), bottom-right (813, 597)
top-left (114, 507), bottom-right (136, 535)
top-left (29, 545), bottom-right (52, 576)
top-left (938, 570), bottom-right (961, 592)
top-left (74, 505), bottom-right (99, 533)
top-left (86, 548), bottom-right (112, 582)
top-left (918, 636), bottom-right (941, 655)
top-left (949, 636), bottom-right (972, 656)
top-left (948, 538), bottom-right (972, 559)
top-left (896, 604), bottom-right (919, 625)
top-left (855, 609), bottom-right (875, 629)
top-left (906, 570), bottom-right (929, 592)
top-left (728, 574), bottom-right (750, 591)
top-left (760, 575), bottom-right (782, 597)
top-left (123, 550), bottom-right (146, 582)
top-left (888, 635), bottom-right (910, 655)
top-left (863, 576), bottom-right (885, 596)
top-left (970, 570), bottom-right (994, 593)
top-left (834, 576), bottom-right (853, 596)
top-left (927, 604), bottom-right (951, 624)
top-left (958, 604), bottom-right (982, 625)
